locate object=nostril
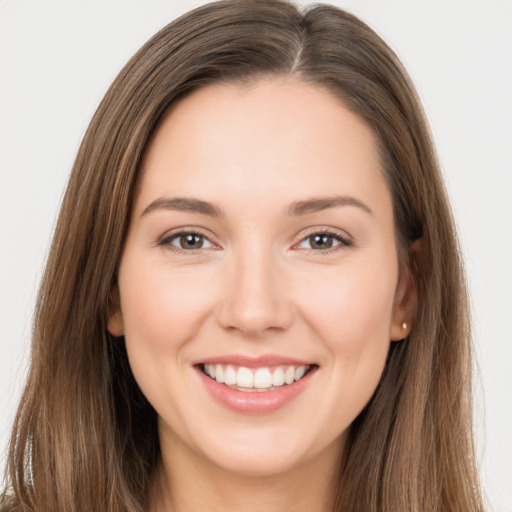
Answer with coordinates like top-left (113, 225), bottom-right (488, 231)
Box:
top-left (215, 299), bottom-right (294, 336)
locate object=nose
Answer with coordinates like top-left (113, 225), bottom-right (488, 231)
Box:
top-left (215, 247), bottom-right (294, 337)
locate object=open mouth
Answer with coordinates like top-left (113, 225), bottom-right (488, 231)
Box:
top-left (198, 363), bottom-right (317, 392)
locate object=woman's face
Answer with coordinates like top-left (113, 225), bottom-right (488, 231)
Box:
top-left (110, 78), bottom-right (412, 477)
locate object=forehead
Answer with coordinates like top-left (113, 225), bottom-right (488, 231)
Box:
top-left (135, 77), bottom-right (391, 219)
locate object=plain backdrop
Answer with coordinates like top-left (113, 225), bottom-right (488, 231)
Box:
top-left (1, 1), bottom-right (511, 511)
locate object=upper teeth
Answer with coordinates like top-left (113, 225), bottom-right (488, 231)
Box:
top-left (203, 364), bottom-right (309, 391)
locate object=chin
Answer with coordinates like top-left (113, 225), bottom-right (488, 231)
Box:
top-left (209, 447), bottom-right (307, 477)
top-left (191, 424), bottom-right (330, 478)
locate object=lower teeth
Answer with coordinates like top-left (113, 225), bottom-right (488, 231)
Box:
top-left (225, 384), bottom-right (283, 392)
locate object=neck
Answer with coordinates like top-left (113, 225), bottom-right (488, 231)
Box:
top-left (150, 434), bottom-right (343, 512)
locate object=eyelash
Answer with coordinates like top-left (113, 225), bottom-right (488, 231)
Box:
top-left (158, 228), bottom-right (353, 255)
top-left (159, 230), bottom-right (216, 253)
top-left (296, 228), bottom-right (353, 254)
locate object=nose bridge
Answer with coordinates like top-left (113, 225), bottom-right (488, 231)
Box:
top-left (216, 240), bottom-right (292, 335)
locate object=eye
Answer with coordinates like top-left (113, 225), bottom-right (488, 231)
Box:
top-left (297, 231), bottom-right (352, 251)
top-left (160, 231), bottom-right (215, 252)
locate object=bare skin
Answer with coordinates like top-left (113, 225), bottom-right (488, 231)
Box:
top-left (151, 433), bottom-right (342, 512)
top-left (110, 77), bottom-right (416, 511)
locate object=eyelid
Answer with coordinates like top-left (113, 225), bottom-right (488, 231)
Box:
top-left (292, 226), bottom-right (353, 252)
top-left (156, 225), bottom-right (353, 254)
top-left (158, 227), bottom-right (221, 252)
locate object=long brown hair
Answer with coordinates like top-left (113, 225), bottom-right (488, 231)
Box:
top-left (3, 1), bottom-right (485, 511)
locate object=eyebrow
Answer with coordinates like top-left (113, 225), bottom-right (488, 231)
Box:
top-left (287, 196), bottom-right (373, 216)
top-left (141, 197), bottom-right (223, 217)
top-left (141, 195), bottom-right (372, 218)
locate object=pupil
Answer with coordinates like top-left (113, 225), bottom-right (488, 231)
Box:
top-left (312, 234), bottom-right (332, 249)
top-left (182, 234), bottom-right (202, 249)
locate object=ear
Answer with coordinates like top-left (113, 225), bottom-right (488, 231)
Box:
top-left (390, 239), bottom-right (423, 341)
top-left (107, 284), bottom-right (124, 337)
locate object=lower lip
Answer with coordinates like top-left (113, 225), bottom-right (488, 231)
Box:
top-left (196, 366), bottom-right (316, 414)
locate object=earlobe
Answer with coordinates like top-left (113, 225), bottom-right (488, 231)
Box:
top-left (107, 285), bottom-right (124, 337)
top-left (390, 238), bottom-right (423, 341)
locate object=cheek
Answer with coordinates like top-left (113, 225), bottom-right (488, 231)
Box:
top-left (119, 258), bottom-right (212, 349)
top-left (298, 258), bottom-right (398, 343)
top-left (116, 254), bottom-right (219, 408)
top-left (116, 253), bottom-right (222, 433)
top-left (296, 259), bottom-right (397, 408)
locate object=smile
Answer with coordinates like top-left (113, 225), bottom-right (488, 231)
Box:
top-left (201, 363), bottom-right (312, 392)
top-left (195, 357), bottom-right (318, 414)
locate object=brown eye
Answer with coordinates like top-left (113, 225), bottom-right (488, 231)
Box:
top-left (309, 234), bottom-right (334, 249)
top-left (179, 233), bottom-right (205, 249)
top-left (162, 232), bottom-right (214, 251)
top-left (297, 231), bottom-right (352, 251)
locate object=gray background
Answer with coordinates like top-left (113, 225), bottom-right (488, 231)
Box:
top-left (1, 1), bottom-right (511, 510)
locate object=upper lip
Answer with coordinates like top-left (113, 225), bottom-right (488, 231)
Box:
top-left (193, 354), bottom-right (316, 369)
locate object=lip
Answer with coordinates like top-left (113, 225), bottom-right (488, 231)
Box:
top-left (194, 359), bottom-right (318, 415)
top-left (193, 354), bottom-right (315, 369)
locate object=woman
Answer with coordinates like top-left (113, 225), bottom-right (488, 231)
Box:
top-left (2, 1), bottom-right (486, 511)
